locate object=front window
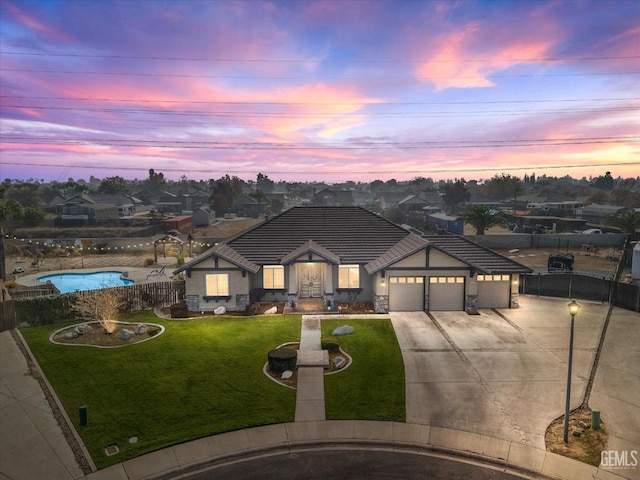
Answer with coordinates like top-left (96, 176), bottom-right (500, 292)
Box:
top-left (206, 274), bottom-right (229, 296)
top-left (263, 266), bottom-right (284, 289)
top-left (339, 265), bottom-right (360, 288)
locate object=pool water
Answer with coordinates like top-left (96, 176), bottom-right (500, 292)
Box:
top-left (37, 271), bottom-right (134, 293)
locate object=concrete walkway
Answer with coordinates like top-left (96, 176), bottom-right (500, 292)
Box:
top-left (294, 316), bottom-right (328, 422)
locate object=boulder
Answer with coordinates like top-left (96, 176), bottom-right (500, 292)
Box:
top-left (333, 356), bottom-right (346, 369)
top-left (264, 306), bottom-right (277, 315)
top-left (332, 325), bottom-right (354, 336)
top-left (120, 328), bottom-right (135, 340)
top-left (136, 324), bottom-right (147, 335)
top-left (214, 306), bottom-right (226, 315)
top-left (281, 370), bottom-right (293, 379)
top-left (64, 331), bottom-right (79, 340)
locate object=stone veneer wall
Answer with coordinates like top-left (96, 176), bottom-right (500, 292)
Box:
top-left (374, 295), bottom-right (389, 314)
top-left (236, 294), bottom-right (250, 311)
top-left (185, 294), bottom-right (199, 311)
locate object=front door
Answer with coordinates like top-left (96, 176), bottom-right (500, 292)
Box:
top-left (297, 263), bottom-right (324, 297)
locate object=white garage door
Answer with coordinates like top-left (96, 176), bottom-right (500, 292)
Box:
top-left (477, 274), bottom-right (511, 308)
top-left (388, 276), bottom-right (424, 311)
top-left (428, 276), bottom-right (465, 311)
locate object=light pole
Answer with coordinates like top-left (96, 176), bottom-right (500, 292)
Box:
top-left (564, 299), bottom-right (581, 443)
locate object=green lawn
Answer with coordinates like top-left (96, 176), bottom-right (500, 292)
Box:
top-left (21, 312), bottom-right (406, 469)
top-left (20, 312), bottom-right (300, 469)
top-left (322, 318), bottom-right (405, 422)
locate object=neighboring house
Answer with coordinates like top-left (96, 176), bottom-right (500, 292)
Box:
top-left (193, 206), bottom-right (216, 227)
top-left (174, 206), bottom-right (531, 314)
top-left (312, 188), bottom-right (355, 206)
top-left (576, 204), bottom-right (626, 225)
top-left (163, 215), bottom-right (194, 234)
top-left (426, 212), bottom-right (464, 235)
top-left (90, 194), bottom-right (143, 216)
top-left (234, 194), bottom-right (267, 217)
top-left (397, 195), bottom-right (429, 212)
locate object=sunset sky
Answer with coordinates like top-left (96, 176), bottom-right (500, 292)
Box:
top-left (1, 0), bottom-right (638, 184)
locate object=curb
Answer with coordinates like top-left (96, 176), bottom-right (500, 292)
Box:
top-left (85, 421), bottom-right (633, 480)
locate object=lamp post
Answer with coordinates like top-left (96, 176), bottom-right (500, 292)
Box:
top-left (563, 299), bottom-right (581, 443)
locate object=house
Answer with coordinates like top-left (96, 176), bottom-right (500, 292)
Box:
top-left (163, 215), bottom-right (194, 234)
top-left (174, 206), bottom-right (531, 314)
top-left (193, 206), bottom-right (216, 227)
top-left (312, 188), bottom-right (355, 206)
top-left (576, 204), bottom-right (626, 225)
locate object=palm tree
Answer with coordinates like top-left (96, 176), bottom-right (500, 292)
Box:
top-left (0, 186), bottom-right (25, 280)
top-left (606, 210), bottom-right (640, 234)
top-left (457, 204), bottom-right (507, 235)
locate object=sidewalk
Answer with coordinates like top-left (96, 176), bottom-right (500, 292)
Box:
top-left (0, 330), bottom-right (85, 480)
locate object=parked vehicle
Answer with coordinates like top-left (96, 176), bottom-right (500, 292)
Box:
top-left (583, 228), bottom-right (602, 234)
top-left (548, 253), bottom-right (574, 272)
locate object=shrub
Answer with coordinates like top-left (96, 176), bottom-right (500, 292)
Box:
top-left (321, 340), bottom-right (340, 353)
top-left (4, 280), bottom-right (19, 289)
top-left (267, 348), bottom-right (297, 373)
top-left (143, 258), bottom-right (155, 267)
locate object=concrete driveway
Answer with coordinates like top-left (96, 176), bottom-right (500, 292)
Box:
top-left (391, 296), bottom-right (609, 449)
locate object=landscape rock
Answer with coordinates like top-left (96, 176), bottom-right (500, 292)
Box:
top-left (64, 331), bottom-right (79, 340)
top-left (214, 306), bottom-right (226, 315)
top-left (333, 356), bottom-right (346, 369)
top-left (281, 370), bottom-right (293, 379)
top-left (120, 328), bottom-right (135, 340)
top-left (264, 306), bottom-right (277, 315)
top-left (332, 325), bottom-right (354, 336)
top-left (136, 324), bottom-right (147, 335)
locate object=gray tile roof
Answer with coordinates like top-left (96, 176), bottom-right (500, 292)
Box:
top-left (176, 207), bottom-right (531, 275)
top-left (425, 235), bottom-right (532, 274)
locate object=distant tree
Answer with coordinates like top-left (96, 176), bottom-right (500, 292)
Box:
top-left (441, 179), bottom-right (469, 212)
top-left (256, 173), bottom-right (275, 193)
top-left (0, 186), bottom-right (24, 280)
top-left (146, 169), bottom-right (166, 192)
top-left (98, 176), bottom-right (129, 194)
top-left (592, 172), bottom-right (614, 191)
top-left (21, 206), bottom-right (47, 227)
top-left (457, 204), bottom-right (507, 235)
top-left (483, 174), bottom-right (523, 201)
top-left (7, 181), bottom-right (43, 208)
top-left (610, 189), bottom-right (640, 208)
top-left (208, 175), bottom-right (243, 214)
top-left (588, 190), bottom-right (610, 204)
top-left (370, 180), bottom-right (385, 192)
top-left (606, 210), bottom-right (640, 234)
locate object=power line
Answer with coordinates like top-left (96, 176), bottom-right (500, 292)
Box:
top-left (2, 160), bottom-right (638, 175)
top-left (2, 51), bottom-right (638, 64)
top-left (2, 67), bottom-right (638, 80)
top-left (1, 135), bottom-right (633, 150)
top-left (3, 95), bottom-right (637, 105)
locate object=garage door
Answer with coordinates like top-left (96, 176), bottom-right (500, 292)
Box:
top-left (477, 274), bottom-right (511, 308)
top-left (388, 276), bottom-right (424, 311)
top-left (428, 276), bottom-right (465, 311)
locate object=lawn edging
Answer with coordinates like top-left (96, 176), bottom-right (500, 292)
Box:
top-left (85, 421), bottom-right (629, 480)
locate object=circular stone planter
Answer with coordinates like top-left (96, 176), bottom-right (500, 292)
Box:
top-left (263, 341), bottom-right (353, 389)
top-left (50, 321), bottom-right (165, 348)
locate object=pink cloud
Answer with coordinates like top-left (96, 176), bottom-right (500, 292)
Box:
top-left (414, 21), bottom-right (555, 90)
top-left (4, 2), bottom-right (73, 43)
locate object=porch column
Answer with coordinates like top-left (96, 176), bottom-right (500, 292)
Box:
top-left (288, 264), bottom-right (297, 294)
top-left (324, 263), bottom-right (333, 292)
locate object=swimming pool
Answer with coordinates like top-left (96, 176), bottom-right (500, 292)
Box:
top-left (37, 271), bottom-right (134, 293)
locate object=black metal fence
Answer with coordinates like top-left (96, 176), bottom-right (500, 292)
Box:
top-left (520, 273), bottom-right (639, 312)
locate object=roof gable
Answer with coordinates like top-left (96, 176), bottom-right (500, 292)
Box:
top-left (281, 239), bottom-right (340, 265)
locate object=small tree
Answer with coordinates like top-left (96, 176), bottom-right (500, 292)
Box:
top-left (73, 289), bottom-right (125, 333)
top-left (606, 210), bottom-right (640, 234)
top-left (457, 205), bottom-right (507, 235)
